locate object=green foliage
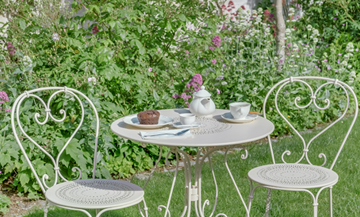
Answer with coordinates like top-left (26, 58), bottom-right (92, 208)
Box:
top-left (170, 6), bottom-right (359, 136)
top-left (294, 0), bottom-right (360, 44)
top-left (0, 0), bottom-right (219, 197)
top-left (0, 192), bottom-right (11, 214)
top-left (0, 0), bottom-right (359, 199)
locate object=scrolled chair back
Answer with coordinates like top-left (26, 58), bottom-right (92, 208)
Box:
top-left (11, 87), bottom-right (100, 194)
top-left (263, 76), bottom-right (358, 170)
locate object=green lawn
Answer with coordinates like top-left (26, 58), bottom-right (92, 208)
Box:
top-left (26, 116), bottom-right (360, 216)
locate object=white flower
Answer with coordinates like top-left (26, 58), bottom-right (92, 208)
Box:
top-left (288, 8), bottom-right (295, 16)
top-left (348, 65), bottom-right (352, 69)
top-left (324, 52), bottom-right (328, 57)
top-left (303, 34), bottom-right (307, 38)
top-left (306, 25), bottom-right (313, 31)
top-left (22, 56), bottom-right (33, 67)
top-left (285, 28), bottom-right (291, 35)
top-left (312, 29), bottom-right (319, 36)
top-left (346, 42), bottom-right (354, 53)
top-left (88, 77), bottom-right (97, 85)
top-left (257, 7), bottom-right (263, 13)
top-left (341, 60), bottom-right (348, 66)
top-left (313, 38), bottom-right (318, 43)
top-left (52, 33), bottom-right (59, 41)
top-left (221, 81), bottom-right (228, 85)
top-left (350, 71), bottom-right (356, 77)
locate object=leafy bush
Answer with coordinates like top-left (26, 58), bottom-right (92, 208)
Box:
top-left (0, 0), bottom-right (358, 198)
top-left (0, 0), bottom-right (218, 197)
top-left (295, 0), bottom-right (360, 44)
top-left (0, 191), bottom-right (11, 215)
top-left (171, 6), bottom-right (359, 135)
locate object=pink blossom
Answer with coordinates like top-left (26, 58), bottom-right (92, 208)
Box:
top-left (180, 93), bottom-right (187, 99)
top-left (0, 101), bottom-right (3, 104)
top-left (212, 36), bottom-right (221, 47)
top-left (7, 42), bottom-right (16, 58)
top-left (148, 67), bottom-right (152, 72)
top-left (0, 91), bottom-right (9, 102)
top-left (172, 94), bottom-right (180, 99)
top-left (211, 59), bottom-right (217, 64)
top-left (185, 50), bottom-right (189, 54)
top-left (186, 83), bottom-right (191, 88)
top-left (191, 74), bottom-right (203, 85)
top-left (209, 46), bottom-right (215, 51)
top-left (92, 26), bottom-right (99, 34)
top-left (4, 109), bottom-right (11, 112)
top-left (216, 89), bottom-right (220, 94)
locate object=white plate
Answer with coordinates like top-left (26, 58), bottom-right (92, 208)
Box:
top-left (172, 122), bottom-right (201, 129)
top-left (124, 115), bottom-right (174, 129)
top-left (221, 112), bottom-right (258, 123)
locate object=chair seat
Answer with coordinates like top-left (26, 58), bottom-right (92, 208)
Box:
top-left (248, 163), bottom-right (338, 189)
top-left (45, 179), bottom-right (144, 209)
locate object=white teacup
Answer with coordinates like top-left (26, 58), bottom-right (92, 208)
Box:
top-left (230, 102), bottom-right (251, 119)
top-left (180, 114), bottom-right (196, 125)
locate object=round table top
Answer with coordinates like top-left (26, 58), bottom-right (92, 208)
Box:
top-left (110, 109), bottom-right (274, 147)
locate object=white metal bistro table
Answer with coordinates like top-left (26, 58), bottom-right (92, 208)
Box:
top-left (111, 109), bottom-right (274, 217)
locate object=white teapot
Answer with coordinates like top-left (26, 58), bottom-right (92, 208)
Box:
top-left (189, 86), bottom-right (216, 117)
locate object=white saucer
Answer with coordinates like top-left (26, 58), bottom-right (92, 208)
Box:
top-left (172, 122), bottom-right (201, 129)
top-left (221, 112), bottom-right (258, 123)
top-left (124, 115), bottom-right (174, 129)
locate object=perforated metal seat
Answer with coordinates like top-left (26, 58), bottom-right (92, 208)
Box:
top-left (244, 77), bottom-right (358, 217)
top-left (45, 179), bottom-right (144, 209)
top-left (248, 164), bottom-right (338, 189)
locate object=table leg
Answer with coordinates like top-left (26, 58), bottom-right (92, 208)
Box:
top-left (224, 146), bottom-right (250, 216)
top-left (196, 146), bottom-right (228, 217)
top-left (157, 146), bottom-right (249, 217)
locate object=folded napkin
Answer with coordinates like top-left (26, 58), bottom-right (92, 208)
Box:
top-left (140, 128), bottom-right (193, 140)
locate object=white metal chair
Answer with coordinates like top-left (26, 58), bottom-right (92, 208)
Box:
top-left (11, 87), bottom-right (148, 217)
top-left (246, 77), bottom-right (358, 217)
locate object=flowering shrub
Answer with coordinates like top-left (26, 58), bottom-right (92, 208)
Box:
top-left (0, 0), bottom-right (359, 198)
top-left (170, 4), bottom-right (359, 136)
top-left (0, 0), bottom-right (221, 197)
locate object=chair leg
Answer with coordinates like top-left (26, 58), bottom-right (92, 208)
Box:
top-left (329, 187), bottom-right (333, 217)
top-left (246, 180), bottom-right (255, 217)
top-left (142, 199), bottom-right (149, 217)
top-left (44, 200), bottom-right (49, 217)
top-left (264, 189), bottom-right (271, 217)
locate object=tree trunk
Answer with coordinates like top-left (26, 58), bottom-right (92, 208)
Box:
top-left (275, 0), bottom-right (286, 70)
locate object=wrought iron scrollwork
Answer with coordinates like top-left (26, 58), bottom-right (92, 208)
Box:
top-left (265, 77), bottom-right (353, 168)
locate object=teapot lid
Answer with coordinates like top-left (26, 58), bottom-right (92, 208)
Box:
top-left (195, 86), bottom-right (211, 98)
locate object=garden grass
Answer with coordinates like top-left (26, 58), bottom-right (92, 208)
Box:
top-left (26, 116), bottom-right (360, 216)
